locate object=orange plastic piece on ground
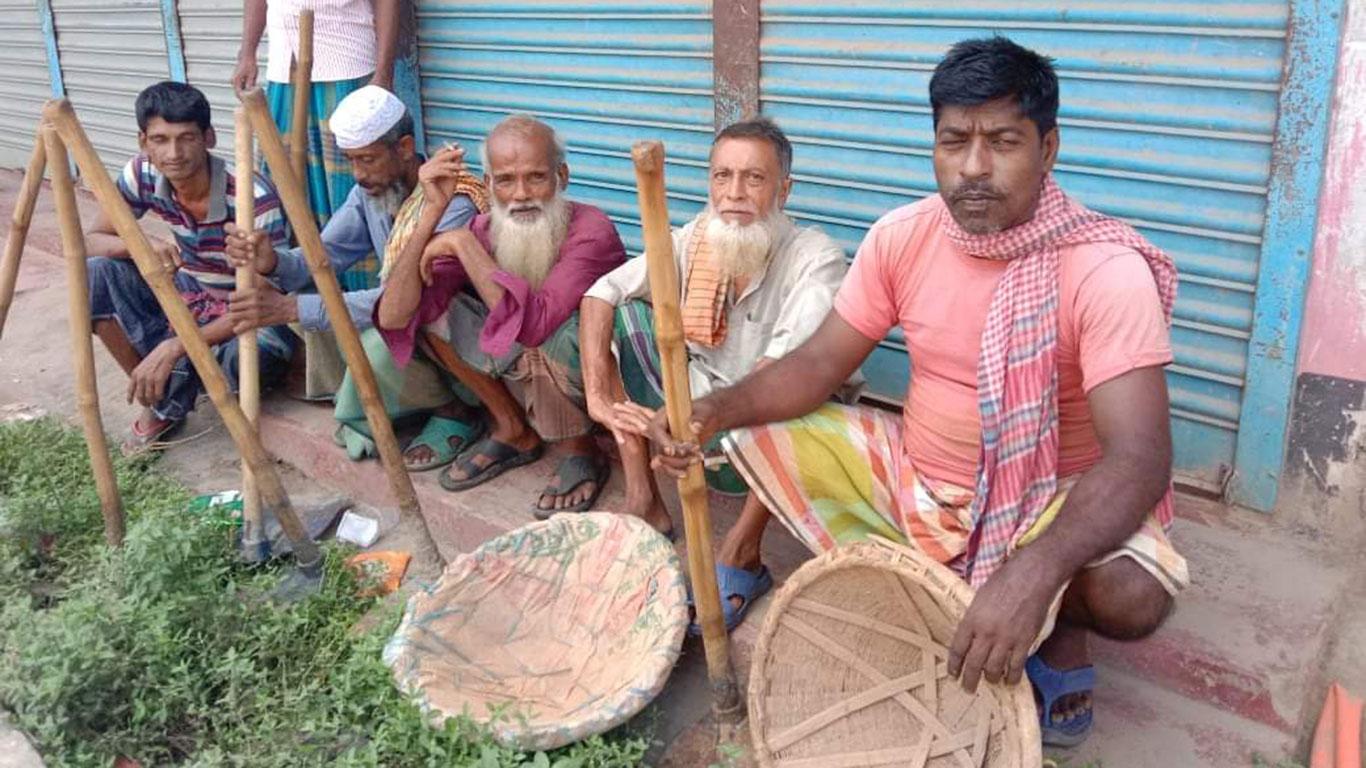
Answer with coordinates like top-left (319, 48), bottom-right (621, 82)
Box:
top-left (1311, 683), bottom-right (1363, 768)
top-left (346, 551), bottom-right (412, 597)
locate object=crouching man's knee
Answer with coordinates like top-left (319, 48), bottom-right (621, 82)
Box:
top-left (1074, 556), bottom-right (1173, 641)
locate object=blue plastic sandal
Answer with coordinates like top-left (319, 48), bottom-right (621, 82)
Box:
top-left (1026, 654), bottom-right (1097, 748)
top-left (686, 564), bottom-right (773, 637)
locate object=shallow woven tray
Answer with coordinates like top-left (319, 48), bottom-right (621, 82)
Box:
top-left (749, 538), bottom-right (1042, 768)
top-left (383, 512), bottom-right (687, 750)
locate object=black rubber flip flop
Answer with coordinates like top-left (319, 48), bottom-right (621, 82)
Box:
top-left (533, 454), bottom-right (611, 519)
top-left (438, 436), bottom-right (544, 492)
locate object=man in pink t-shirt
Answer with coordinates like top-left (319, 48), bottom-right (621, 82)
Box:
top-left (639, 37), bottom-right (1188, 747)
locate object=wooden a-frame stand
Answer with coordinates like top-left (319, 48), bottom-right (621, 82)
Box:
top-left (0, 97), bottom-right (445, 582)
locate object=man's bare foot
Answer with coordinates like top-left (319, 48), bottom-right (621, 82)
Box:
top-left (714, 532), bottom-right (764, 610)
top-left (622, 491), bottom-right (673, 536)
top-left (121, 408), bottom-right (179, 456)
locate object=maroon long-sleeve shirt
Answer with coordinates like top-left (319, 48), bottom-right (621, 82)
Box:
top-left (378, 201), bottom-right (627, 367)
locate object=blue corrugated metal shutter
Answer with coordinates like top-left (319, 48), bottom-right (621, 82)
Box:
top-left (760, 1), bottom-right (1292, 492)
top-left (415, 1), bottom-right (715, 252)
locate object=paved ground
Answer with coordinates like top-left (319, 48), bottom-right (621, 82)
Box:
top-left (2, 168), bottom-right (1361, 767)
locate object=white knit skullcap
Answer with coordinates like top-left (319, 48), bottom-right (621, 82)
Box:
top-left (329, 86), bottom-right (406, 149)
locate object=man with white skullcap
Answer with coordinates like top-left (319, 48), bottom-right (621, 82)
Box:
top-left (226, 85), bottom-right (492, 467)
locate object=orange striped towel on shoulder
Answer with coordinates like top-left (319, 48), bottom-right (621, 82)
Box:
top-left (377, 170), bottom-right (489, 282)
top-left (681, 213), bottom-right (729, 347)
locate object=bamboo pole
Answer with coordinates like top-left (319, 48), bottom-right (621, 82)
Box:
top-left (238, 87), bottom-right (444, 571)
top-left (631, 140), bottom-right (740, 714)
top-left (234, 108), bottom-right (266, 562)
top-left (43, 98), bottom-right (322, 573)
top-left (289, 8), bottom-right (314, 189)
top-left (43, 126), bottom-right (125, 547)
top-left (0, 127), bottom-right (47, 340)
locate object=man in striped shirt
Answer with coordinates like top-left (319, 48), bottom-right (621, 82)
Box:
top-left (83, 81), bottom-right (297, 453)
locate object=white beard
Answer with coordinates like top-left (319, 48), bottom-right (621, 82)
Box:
top-left (374, 182), bottom-right (411, 217)
top-left (703, 207), bottom-right (782, 280)
top-left (489, 193), bottom-right (571, 288)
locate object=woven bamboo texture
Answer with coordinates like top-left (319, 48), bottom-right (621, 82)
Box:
top-left (383, 512), bottom-right (687, 750)
top-left (749, 538), bottom-right (1042, 768)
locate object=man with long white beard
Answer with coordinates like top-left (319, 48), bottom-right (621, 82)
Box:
top-left (376, 115), bottom-right (627, 512)
top-left (578, 118), bottom-right (849, 633)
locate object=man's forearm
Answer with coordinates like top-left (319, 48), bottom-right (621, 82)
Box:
top-left (706, 343), bottom-right (839, 435)
top-left (375, 207), bottom-right (443, 329)
top-left (84, 232), bottom-right (133, 259)
top-left (460, 242), bottom-right (506, 309)
top-left (371, 0), bottom-right (399, 85)
top-left (198, 315), bottom-right (241, 348)
top-left (580, 297), bottom-right (625, 402)
top-left (239, 0), bottom-right (266, 59)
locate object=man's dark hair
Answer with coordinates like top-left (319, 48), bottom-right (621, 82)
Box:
top-left (929, 37), bottom-right (1059, 137)
top-left (134, 81), bottom-right (212, 132)
top-left (712, 117), bottom-right (793, 177)
top-left (376, 110), bottom-right (415, 147)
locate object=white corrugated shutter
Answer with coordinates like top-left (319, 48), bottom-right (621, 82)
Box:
top-left (0, 0), bottom-right (56, 169)
top-left (50, 0), bottom-right (171, 176)
top-left (178, 0), bottom-right (268, 172)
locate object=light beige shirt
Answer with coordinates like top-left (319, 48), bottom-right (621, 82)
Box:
top-left (585, 214), bottom-right (850, 397)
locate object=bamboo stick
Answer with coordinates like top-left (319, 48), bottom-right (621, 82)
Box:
top-left (631, 140), bottom-right (740, 713)
top-left (238, 87), bottom-right (444, 571)
top-left (43, 98), bottom-right (322, 572)
top-left (289, 8), bottom-right (314, 190)
top-left (43, 126), bottom-right (125, 547)
top-left (234, 108), bottom-right (266, 561)
top-left (0, 127), bottom-right (47, 340)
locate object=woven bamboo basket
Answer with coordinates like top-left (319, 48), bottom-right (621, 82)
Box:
top-left (749, 538), bottom-right (1042, 768)
top-left (383, 512), bottom-right (688, 750)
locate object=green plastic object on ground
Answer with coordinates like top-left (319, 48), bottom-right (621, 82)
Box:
top-left (185, 491), bottom-right (243, 527)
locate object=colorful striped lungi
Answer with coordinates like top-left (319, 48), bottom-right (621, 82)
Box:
top-left (340, 293), bottom-right (592, 442)
top-left (721, 402), bottom-right (1189, 595)
top-left (332, 327), bottom-right (463, 437)
top-left (613, 300), bottom-right (747, 494)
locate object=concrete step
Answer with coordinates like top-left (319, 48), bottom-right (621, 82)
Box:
top-left (1060, 666), bottom-right (1298, 767)
top-left (1091, 508), bottom-right (1352, 737)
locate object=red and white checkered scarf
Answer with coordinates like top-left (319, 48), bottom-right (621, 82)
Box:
top-left (941, 175), bottom-right (1179, 588)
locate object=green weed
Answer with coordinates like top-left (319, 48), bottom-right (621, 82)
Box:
top-left (0, 418), bottom-right (650, 767)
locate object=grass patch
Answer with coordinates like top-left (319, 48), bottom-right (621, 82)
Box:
top-left (0, 418), bottom-right (651, 767)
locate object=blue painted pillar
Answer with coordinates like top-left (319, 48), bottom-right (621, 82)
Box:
top-left (393, 53), bottom-right (426, 154)
top-left (160, 0), bottom-right (188, 82)
top-left (1229, 0), bottom-right (1348, 510)
top-left (36, 0), bottom-right (64, 97)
